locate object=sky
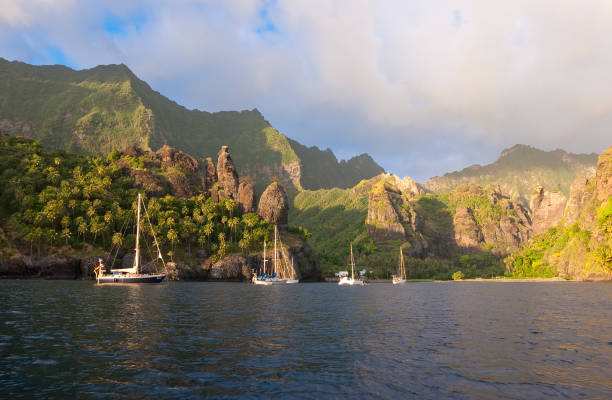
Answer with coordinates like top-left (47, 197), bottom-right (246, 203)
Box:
top-left (1, 0), bottom-right (611, 181)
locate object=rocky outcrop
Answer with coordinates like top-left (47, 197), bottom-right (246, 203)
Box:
top-left (448, 184), bottom-right (531, 255)
top-left (237, 180), bottom-right (256, 213)
top-left (564, 176), bottom-right (590, 226)
top-left (216, 146), bottom-right (239, 199)
top-left (258, 181), bottom-right (289, 231)
top-left (595, 145), bottom-right (612, 201)
top-left (530, 186), bottom-right (568, 235)
top-left (366, 184), bottom-right (406, 240)
top-left (204, 157), bottom-right (216, 187)
top-left (0, 255), bottom-right (81, 279)
top-left (115, 145), bottom-right (206, 198)
top-left (207, 253), bottom-right (252, 280)
top-left (156, 145), bottom-right (206, 197)
top-left (453, 205), bottom-right (482, 248)
top-left (365, 177), bottom-right (428, 256)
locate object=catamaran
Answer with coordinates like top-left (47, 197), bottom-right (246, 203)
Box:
top-left (392, 247), bottom-right (407, 284)
top-left (94, 193), bottom-right (167, 284)
top-left (338, 243), bottom-right (365, 286)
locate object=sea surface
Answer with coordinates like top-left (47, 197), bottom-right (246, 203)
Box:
top-left (0, 280), bottom-right (611, 399)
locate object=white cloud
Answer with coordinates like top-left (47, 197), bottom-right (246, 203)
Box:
top-left (1, 0), bottom-right (611, 180)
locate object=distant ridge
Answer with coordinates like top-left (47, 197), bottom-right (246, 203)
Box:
top-left (425, 144), bottom-right (598, 202)
top-left (0, 57), bottom-right (384, 194)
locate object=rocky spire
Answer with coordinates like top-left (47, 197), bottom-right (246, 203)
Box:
top-left (237, 180), bottom-right (256, 213)
top-left (216, 146), bottom-right (239, 199)
top-left (257, 181), bottom-right (289, 232)
top-left (204, 157), bottom-right (217, 187)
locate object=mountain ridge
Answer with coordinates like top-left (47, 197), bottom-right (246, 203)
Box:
top-left (0, 57), bottom-right (383, 195)
top-left (426, 144), bottom-right (598, 202)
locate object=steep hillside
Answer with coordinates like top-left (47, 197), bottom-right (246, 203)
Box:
top-left (0, 58), bottom-right (383, 195)
top-left (291, 174), bottom-right (515, 279)
top-left (506, 145), bottom-right (612, 280)
top-left (426, 144), bottom-right (598, 203)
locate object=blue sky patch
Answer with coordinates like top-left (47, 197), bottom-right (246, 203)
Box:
top-left (104, 10), bottom-right (149, 37)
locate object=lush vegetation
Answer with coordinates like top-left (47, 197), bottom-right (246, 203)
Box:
top-left (0, 135), bottom-right (273, 267)
top-left (505, 200), bottom-right (612, 278)
top-left (291, 176), bottom-right (507, 279)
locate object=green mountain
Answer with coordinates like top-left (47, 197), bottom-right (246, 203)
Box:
top-left (290, 174), bottom-right (513, 279)
top-left (0, 58), bottom-right (383, 195)
top-left (426, 144), bottom-right (598, 203)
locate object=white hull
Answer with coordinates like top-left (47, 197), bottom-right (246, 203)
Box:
top-left (338, 276), bottom-right (365, 286)
top-left (285, 279), bottom-right (299, 284)
top-left (252, 276), bottom-right (286, 285)
top-left (392, 278), bottom-right (407, 285)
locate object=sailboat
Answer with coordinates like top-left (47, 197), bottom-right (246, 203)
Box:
top-left (284, 257), bottom-right (299, 284)
top-left (252, 225), bottom-right (287, 285)
top-left (94, 193), bottom-right (166, 284)
top-left (338, 243), bottom-right (365, 286)
top-left (392, 247), bottom-right (407, 284)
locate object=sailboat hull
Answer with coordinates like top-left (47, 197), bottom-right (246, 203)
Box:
top-left (98, 274), bottom-right (166, 284)
top-left (392, 278), bottom-right (407, 284)
top-left (338, 277), bottom-right (365, 286)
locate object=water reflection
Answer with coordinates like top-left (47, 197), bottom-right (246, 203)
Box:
top-left (1, 281), bottom-right (611, 399)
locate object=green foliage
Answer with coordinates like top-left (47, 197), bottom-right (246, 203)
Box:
top-left (597, 197), bottom-right (612, 234)
top-left (452, 270), bottom-right (464, 280)
top-left (0, 135), bottom-right (272, 263)
top-left (289, 225), bottom-right (312, 241)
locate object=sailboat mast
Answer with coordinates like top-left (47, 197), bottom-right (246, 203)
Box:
top-left (350, 243), bottom-right (355, 279)
top-left (134, 193), bottom-right (141, 274)
top-left (263, 240), bottom-right (267, 275)
top-left (400, 247), bottom-right (405, 279)
top-left (274, 225), bottom-right (278, 275)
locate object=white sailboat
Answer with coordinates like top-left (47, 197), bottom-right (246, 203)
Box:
top-left (284, 257), bottom-right (299, 284)
top-left (392, 247), bottom-right (407, 284)
top-left (338, 243), bottom-right (365, 286)
top-left (252, 225), bottom-right (287, 285)
top-left (95, 193), bottom-right (166, 284)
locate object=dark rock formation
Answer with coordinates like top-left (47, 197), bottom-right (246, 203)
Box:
top-left (204, 157), bottom-right (217, 187)
top-left (453, 205), bottom-right (482, 248)
top-left (208, 254), bottom-right (252, 280)
top-left (156, 145), bottom-right (206, 197)
top-left (216, 146), bottom-right (239, 199)
top-left (258, 181), bottom-right (289, 231)
top-left (237, 180), bottom-right (256, 213)
top-left (595, 145), bottom-right (612, 201)
top-left (530, 186), bottom-right (567, 235)
top-left (0, 255), bottom-right (81, 279)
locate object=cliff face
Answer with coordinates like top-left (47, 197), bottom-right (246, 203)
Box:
top-left (530, 186), bottom-right (568, 235)
top-left (365, 175), bottom-right (428, 256)
top-left (506, 145), bottom-right (612, 280)
top-left (596, 146), bottom-right (612, 201)
top-left (448, 184), bottom-right (531, 255)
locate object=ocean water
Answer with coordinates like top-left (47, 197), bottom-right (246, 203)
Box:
top-left (0, 280), bottom-right (611, 399)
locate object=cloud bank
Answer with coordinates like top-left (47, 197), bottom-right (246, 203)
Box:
top-left (1, 0), bottom-right (611, 180)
